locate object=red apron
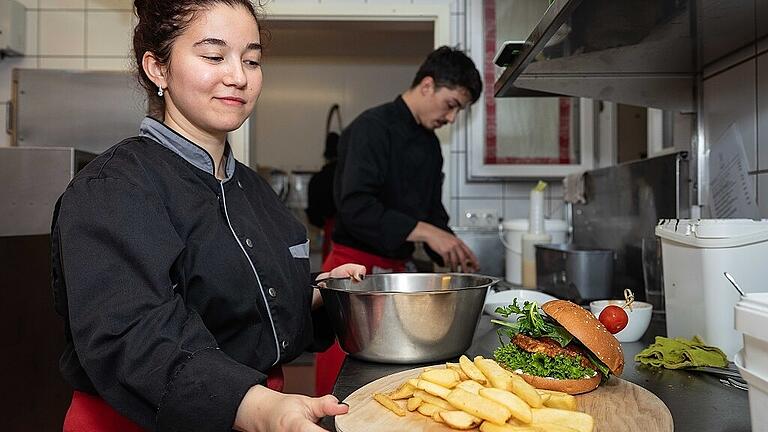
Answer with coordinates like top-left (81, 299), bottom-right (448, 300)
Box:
top-left (321, 217), bottom-right (335, 261)
top-left (315, 243), bottom-right (406, 396)
top-left (62, 367), bottom-right (284, 431)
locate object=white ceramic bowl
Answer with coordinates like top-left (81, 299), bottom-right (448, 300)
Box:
top-left (589, 300), bottom-right (653, 342)
top-left (484, 289), bottom-right (559, 319)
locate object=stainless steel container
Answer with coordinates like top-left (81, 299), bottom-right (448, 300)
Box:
top-left (535, 244), bottom-right (614, 303)
top-left (318, 273), bottom-right (497, 364)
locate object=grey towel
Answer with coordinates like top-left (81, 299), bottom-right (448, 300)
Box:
top-left (563, 172), bottom-right (586, 204)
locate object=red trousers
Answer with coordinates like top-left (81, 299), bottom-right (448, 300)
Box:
top-left (62, 367), bottom-right (284, 431)
top-left (315, 243), bottom-right (406, 396)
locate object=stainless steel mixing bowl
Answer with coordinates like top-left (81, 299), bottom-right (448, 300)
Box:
top-left (318, 273), bottom-right (498, 364)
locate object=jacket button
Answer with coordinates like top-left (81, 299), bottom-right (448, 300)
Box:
top-left (237, 180), bottom-right (243, 189)
top-left (281, 340), bottom-right (289, 349)
top-left (245, 238), bottom-right (253, 248)
top-left (268, 287), bottom-right (277, 298)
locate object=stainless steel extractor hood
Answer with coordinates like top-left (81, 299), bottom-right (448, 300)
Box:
top-left (495, 0), bottom-right (696, 112)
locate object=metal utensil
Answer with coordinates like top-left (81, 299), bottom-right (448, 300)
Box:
top-left (687, 365), bottom-right (745, 381)
top-left (319, 273), bottom-right (498, 364)
top-left (724, 272), bottom-right (747, 297)
top-left (719, 377), bottom-right (749, 391)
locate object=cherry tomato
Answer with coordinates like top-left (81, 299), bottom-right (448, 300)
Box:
top-left (599, 305), bottom-right (628, 334)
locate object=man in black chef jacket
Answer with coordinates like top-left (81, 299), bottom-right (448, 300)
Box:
top-left (322, 46), bottom-right (482, 275)
top-left (316, 45), bottom-right (483, 396)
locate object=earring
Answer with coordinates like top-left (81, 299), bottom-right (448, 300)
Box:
top-left (157, 86), bottom-right (164, 97)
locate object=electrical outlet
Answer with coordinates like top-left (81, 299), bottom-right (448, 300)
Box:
top-left (462, 209), bottom-right (499, 227)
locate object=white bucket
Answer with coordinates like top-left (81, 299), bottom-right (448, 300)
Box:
top-left (501, 219), bottom-right (569, 285)
top-left (656, 219), bottom-right (768, 359)
top-left (735, 293), bottom-right (768, 379)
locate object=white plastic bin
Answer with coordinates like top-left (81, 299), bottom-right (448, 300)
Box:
top-left (735, 293), bottom-right (768, 379)
top-left (502, 219), bottom-right (569, 284)
top-left (735, 350), bottom-right (768, 432)
top-left (656, 219), bottom-right (768, 359)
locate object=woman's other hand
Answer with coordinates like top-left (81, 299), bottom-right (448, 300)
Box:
top-left (312, 264), bottom-right (366, 309)
top-left (317, 263), bottom-right (366, 282)
top-left (234, 385), bottom-right (348, 432)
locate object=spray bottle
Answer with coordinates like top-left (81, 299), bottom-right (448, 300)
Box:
top-left (521, 181), bottom-right (552, 288)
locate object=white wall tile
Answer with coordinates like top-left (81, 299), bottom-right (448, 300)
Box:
top-left (86, 11), bottom-right (132, 56)
top-left (0, 57), bottom-right (38, 102)
top-left (758, 53), bottom-right (768, 171)
top-left (504, 181), bottom-right (536, 198)
top-left (503, 197), bottom-right (529, 220)
top-left (759, 174), bottom-right (768, 218)
top-left (457, 197), bottom-right (504, 227)
top-left (0, 102), bottom-right (8, 146)
top-left (24, 11), bottom-right (38, 56)
top-left (85, 57), bottom-right (131, 71)
top-left (39, 11), bottom-right (85, 56)
top-left (702, 59), bottom-right (757, 171)
top-left (16, 0), bottom-right (39, 9)
top-left (455, 150), bottom-right (502, 198)
top-left (39, 57), bottom-right (86, 69)
top-left (86, 0), bottom-right (132, 10)
top-left (40, 0), bottom-right (85, 9)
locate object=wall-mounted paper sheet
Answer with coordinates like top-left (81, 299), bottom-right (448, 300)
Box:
top-left (708, 124), bottom-right (759, 219)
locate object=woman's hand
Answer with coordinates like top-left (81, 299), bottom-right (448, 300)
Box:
top-left (234, 385), bottom-right (349, 432)
top-left (312, 264), bottom-right (366, 309)
top-left (316, 263), bottom-right (367, 282)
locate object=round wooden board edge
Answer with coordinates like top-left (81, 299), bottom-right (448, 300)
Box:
top-left (334, 365), bottom-right (673, 432)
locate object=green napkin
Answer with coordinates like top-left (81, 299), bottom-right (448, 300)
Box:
top-left (634, 336), bottom-right (729, 369)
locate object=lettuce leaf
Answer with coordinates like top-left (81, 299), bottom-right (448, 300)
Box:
top-left (493, 343), bottom-right (596, 380)
top-left (491, 299), bottom-right (573, 347)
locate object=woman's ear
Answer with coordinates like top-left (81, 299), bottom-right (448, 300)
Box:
top-left (142, 51), bottom-right (167, 89)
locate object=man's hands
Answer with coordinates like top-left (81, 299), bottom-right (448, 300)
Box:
top-left (234, 385), bottom-right (349, 432)
top-left (408, 222), bottom-right (479, 272)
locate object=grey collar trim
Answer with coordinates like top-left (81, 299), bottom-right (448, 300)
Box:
top-left (139, 117), bottom-right (236, 182)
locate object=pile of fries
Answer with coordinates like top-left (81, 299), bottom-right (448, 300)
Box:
top-left (372, 355), bottom-right (594, 432)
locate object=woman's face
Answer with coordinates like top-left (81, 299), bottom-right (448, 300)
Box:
top-left (163, 4), bottom-right (262, 136)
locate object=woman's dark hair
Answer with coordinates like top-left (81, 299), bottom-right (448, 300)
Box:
top-left (133, 0), bottom-right (261, 118)
top-left (411, 45), bottom-right (483, 104)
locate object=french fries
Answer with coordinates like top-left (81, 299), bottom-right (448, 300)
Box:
top-left (387, 382), bottom-right (416, 400)
top-left (459, 355), bottom-right (488, 384)
top-left (531, 408), bottom-right (594, 432)
top-left (536, 390), bottom-right (578, 411)
top-left (479, 387), bottom-right (532, 424)
top-left (406, 396), bottom-right (423, 411)
top-left (421, 368), bottom-right (461, 389)
top-left (446, 388), bottom-right (511, 425)
top-left (417, 401), bottom-right (443, 417)
top-left (369, 358), bottom-right (594, 431)
top-left (413, 389), bottom-right (453, 411)
top-left (446, 362), bottom-right (471, 380)
top-left (440, 411), bottom-right (479, 430)
top-left (373, 393), bottom-right (405, 417)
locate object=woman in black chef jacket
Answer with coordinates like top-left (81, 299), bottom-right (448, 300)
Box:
top-left (51, 1), bottom-right (364, 431)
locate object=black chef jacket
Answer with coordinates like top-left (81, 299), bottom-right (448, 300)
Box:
top-left (51, 117), bottom-right (334, 432)
top-left (332, 96), bottom-right (451, 260)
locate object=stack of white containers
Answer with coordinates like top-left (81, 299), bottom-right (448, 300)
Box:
top-left (655, 219), bottom-right (768, 358)
top-left (735, 294), bottom-right (768, 432)
top-left (656, 219), bottom-right (768, 432)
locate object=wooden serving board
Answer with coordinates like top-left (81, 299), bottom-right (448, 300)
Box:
top-left (335, 366), bottom-right (673, 432)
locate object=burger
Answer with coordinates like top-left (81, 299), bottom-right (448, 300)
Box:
top-left (491, 299), bottom-right (624, 394)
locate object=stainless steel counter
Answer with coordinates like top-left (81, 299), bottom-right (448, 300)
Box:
top-left (321, 315), bottom-right (751, 431)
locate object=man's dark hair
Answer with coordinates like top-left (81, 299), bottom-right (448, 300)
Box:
top-left (411, 46), bottom-right (482, 104)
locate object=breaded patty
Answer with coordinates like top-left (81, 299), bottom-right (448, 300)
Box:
top-left (511, 333), bottom-right (596, 370)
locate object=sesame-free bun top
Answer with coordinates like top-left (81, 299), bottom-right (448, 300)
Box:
top-left (541, 300), bottom-right (625, 376)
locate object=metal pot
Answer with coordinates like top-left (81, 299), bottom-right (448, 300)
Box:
top-left (318, 273), bottom-right (498, 364)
